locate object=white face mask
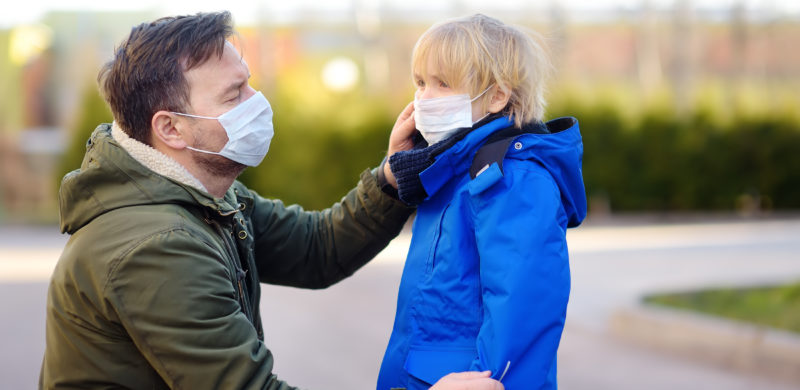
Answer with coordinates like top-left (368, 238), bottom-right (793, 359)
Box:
top-left (413, 85), bottom-right (493, 145)
top-left (172, 91), bottom-right (274, 167)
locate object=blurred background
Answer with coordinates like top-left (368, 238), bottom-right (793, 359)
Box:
top-left (1, 0), bottom-right (799, 220)
top-left (1, 0), bottom-right (800, 389)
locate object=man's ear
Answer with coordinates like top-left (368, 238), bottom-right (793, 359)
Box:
top-left (151, 111), bottom-right (188, 150)
top-left (486, 84), bottom-right (511, 114)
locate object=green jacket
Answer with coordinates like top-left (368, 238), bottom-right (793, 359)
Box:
top-left (40, 124), bottom-right (413, 389)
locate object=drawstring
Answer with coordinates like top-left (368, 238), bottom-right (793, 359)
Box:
top-left (218, 203), bottom-right (245, 217)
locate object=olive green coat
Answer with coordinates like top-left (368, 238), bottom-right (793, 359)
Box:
top-left (40, 124), bottom-right (413, 389)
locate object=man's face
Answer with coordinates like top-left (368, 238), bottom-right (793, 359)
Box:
top-left (182, 42), bottom-right (255, 176)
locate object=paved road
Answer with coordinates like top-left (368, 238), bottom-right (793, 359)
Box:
top-left (1, 216), bottom-right (798, 389)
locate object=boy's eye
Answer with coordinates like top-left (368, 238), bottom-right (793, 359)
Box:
top-left (439, 80), bottom-right (449, 88)
top-left (416, 79), bottom-right (425, 87)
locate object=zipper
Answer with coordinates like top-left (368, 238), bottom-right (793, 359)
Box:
top-left (426, 203), bottom-right (451, 274)
top-left (208, 217), bottom-right (254, 323)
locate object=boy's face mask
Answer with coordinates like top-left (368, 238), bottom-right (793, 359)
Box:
top-left (413, 85), bottom-right (492, 145)
top-left (172, 91), bottom-right (274, 167)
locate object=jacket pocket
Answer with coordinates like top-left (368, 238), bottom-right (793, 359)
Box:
top-left (426, 203), bottom-right (450, 274)
top-left (403, 346), bottom-right (476, 387)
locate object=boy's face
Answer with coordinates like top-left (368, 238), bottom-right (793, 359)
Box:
top-left (413, 59), bottom-right (487, 122)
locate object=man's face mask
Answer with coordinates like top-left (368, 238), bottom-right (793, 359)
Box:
top-left (172, 91), bottom-right (274, 167)
top-left (413, 85), bottom-right (493, 145)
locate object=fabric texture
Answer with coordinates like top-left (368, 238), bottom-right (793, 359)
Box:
top-left (41, 123), bottom-right (414, 390)
top-left (388, 144), bottom-right (435, 205)
top-left (377, 115), bottom-right (587, 390)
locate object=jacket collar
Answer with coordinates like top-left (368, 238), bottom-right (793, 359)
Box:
top-left (111, 122), bottom-right (207, 193)
top-left (59, 124), bottom-right (244, 234)
top-left (111, 122), bottom-right (246, 218)
top-left (419, 116), bottom-right (513, 198)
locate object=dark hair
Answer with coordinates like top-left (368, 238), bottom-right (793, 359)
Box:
top-left (98, 11), bottom-right (234, 145)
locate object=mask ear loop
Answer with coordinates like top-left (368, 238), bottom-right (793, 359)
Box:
top-left (471, 84), bottom-right (495, 123)
top-left (470, 84), bottom-right (495, 102)
top-left (186, 145), bottom-right (223, 156)
top-left (172, 112), bottom-right (218, 120)
top-left (174, 118), bottom-right (225, 156)
top-left (170, 111), bottom-right (226, 155)
top-left (472, 112), bottom-right (491, 125)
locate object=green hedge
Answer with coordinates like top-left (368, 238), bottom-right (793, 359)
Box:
top-left (555, 97), bottom-right (800, 212)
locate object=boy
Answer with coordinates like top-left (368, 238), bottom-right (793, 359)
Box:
top-left (377, 14), bottom-right (587, 389)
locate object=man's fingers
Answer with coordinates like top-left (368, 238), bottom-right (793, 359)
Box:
top-left (466, 379), bottom-right (504, 390)
top-left (397, 101), bottom-right (414, 121)
top-left (444, 371), bottom-right (492, 380)
top-left (429, 371), bottom-right (503, 390)
top-left (396, 103), bottom-right (416, 134)
top-left (387, 101), bottom-right (418, 157)
top-left (395, 102), bottom-right (415, 133)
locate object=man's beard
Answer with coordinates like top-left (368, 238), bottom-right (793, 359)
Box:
top-left (192, 151), bottom-right (247, 179)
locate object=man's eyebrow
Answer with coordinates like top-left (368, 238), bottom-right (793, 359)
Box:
top-left (218, 77), bottom-right (248, 100)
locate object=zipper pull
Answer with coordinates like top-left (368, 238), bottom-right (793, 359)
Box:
top-left (236, 268), bottom-right (247, 281)
top-left (498, 361), bottom-right (510, 382)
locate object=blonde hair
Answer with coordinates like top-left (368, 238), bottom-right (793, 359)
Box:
top-left (411, 14), bottom-right (552, 128)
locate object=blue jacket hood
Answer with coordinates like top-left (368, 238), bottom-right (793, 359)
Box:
top-left (518, 116), bottom-right (586, 227)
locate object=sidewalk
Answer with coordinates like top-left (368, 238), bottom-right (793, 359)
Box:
top-left (2, 216), bottom-right (799, 389)
top-left (561, 215), bottom-right (800, 389)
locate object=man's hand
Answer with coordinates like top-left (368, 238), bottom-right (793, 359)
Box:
top-left (383, 102), bottom-right (416, 188)
top-left (429, 371), bottom-right (504, 390)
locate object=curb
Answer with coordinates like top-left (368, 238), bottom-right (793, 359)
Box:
top-left (609, 303), bottom-right (800, 386)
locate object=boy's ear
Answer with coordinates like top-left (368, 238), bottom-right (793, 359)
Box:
top-left (486, 84), bottom-right (511, 114)
top-left (151, 111), bottom-right (189, 150)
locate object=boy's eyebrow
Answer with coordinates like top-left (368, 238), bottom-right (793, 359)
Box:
top-left (413, 72), bottom-right (445, 82)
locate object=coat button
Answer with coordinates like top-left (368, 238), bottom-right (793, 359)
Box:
top-left (238, 231), bottom-right (248, 240)
top-left (514, 141), bottom-right (523, 150)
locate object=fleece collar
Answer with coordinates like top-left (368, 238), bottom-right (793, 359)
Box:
top-left (111, 122), bottom-right (208, 193)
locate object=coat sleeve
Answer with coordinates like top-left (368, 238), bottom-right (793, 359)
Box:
top-left (249, 168), bottom-right (414, 289)
top-left (467, 164), bottom-right (570, 388)
top-left (106, 227), bottom-right (296, 390)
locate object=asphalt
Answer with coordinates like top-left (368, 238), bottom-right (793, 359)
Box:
top-left (1, 215), bottom-right (799, 389)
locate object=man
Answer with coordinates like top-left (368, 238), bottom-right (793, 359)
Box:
top-left (39, 11), bottom-right (503, 390)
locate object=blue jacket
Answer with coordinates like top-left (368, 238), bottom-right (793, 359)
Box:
top-left (377, 116), bottom-right (587, 389)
